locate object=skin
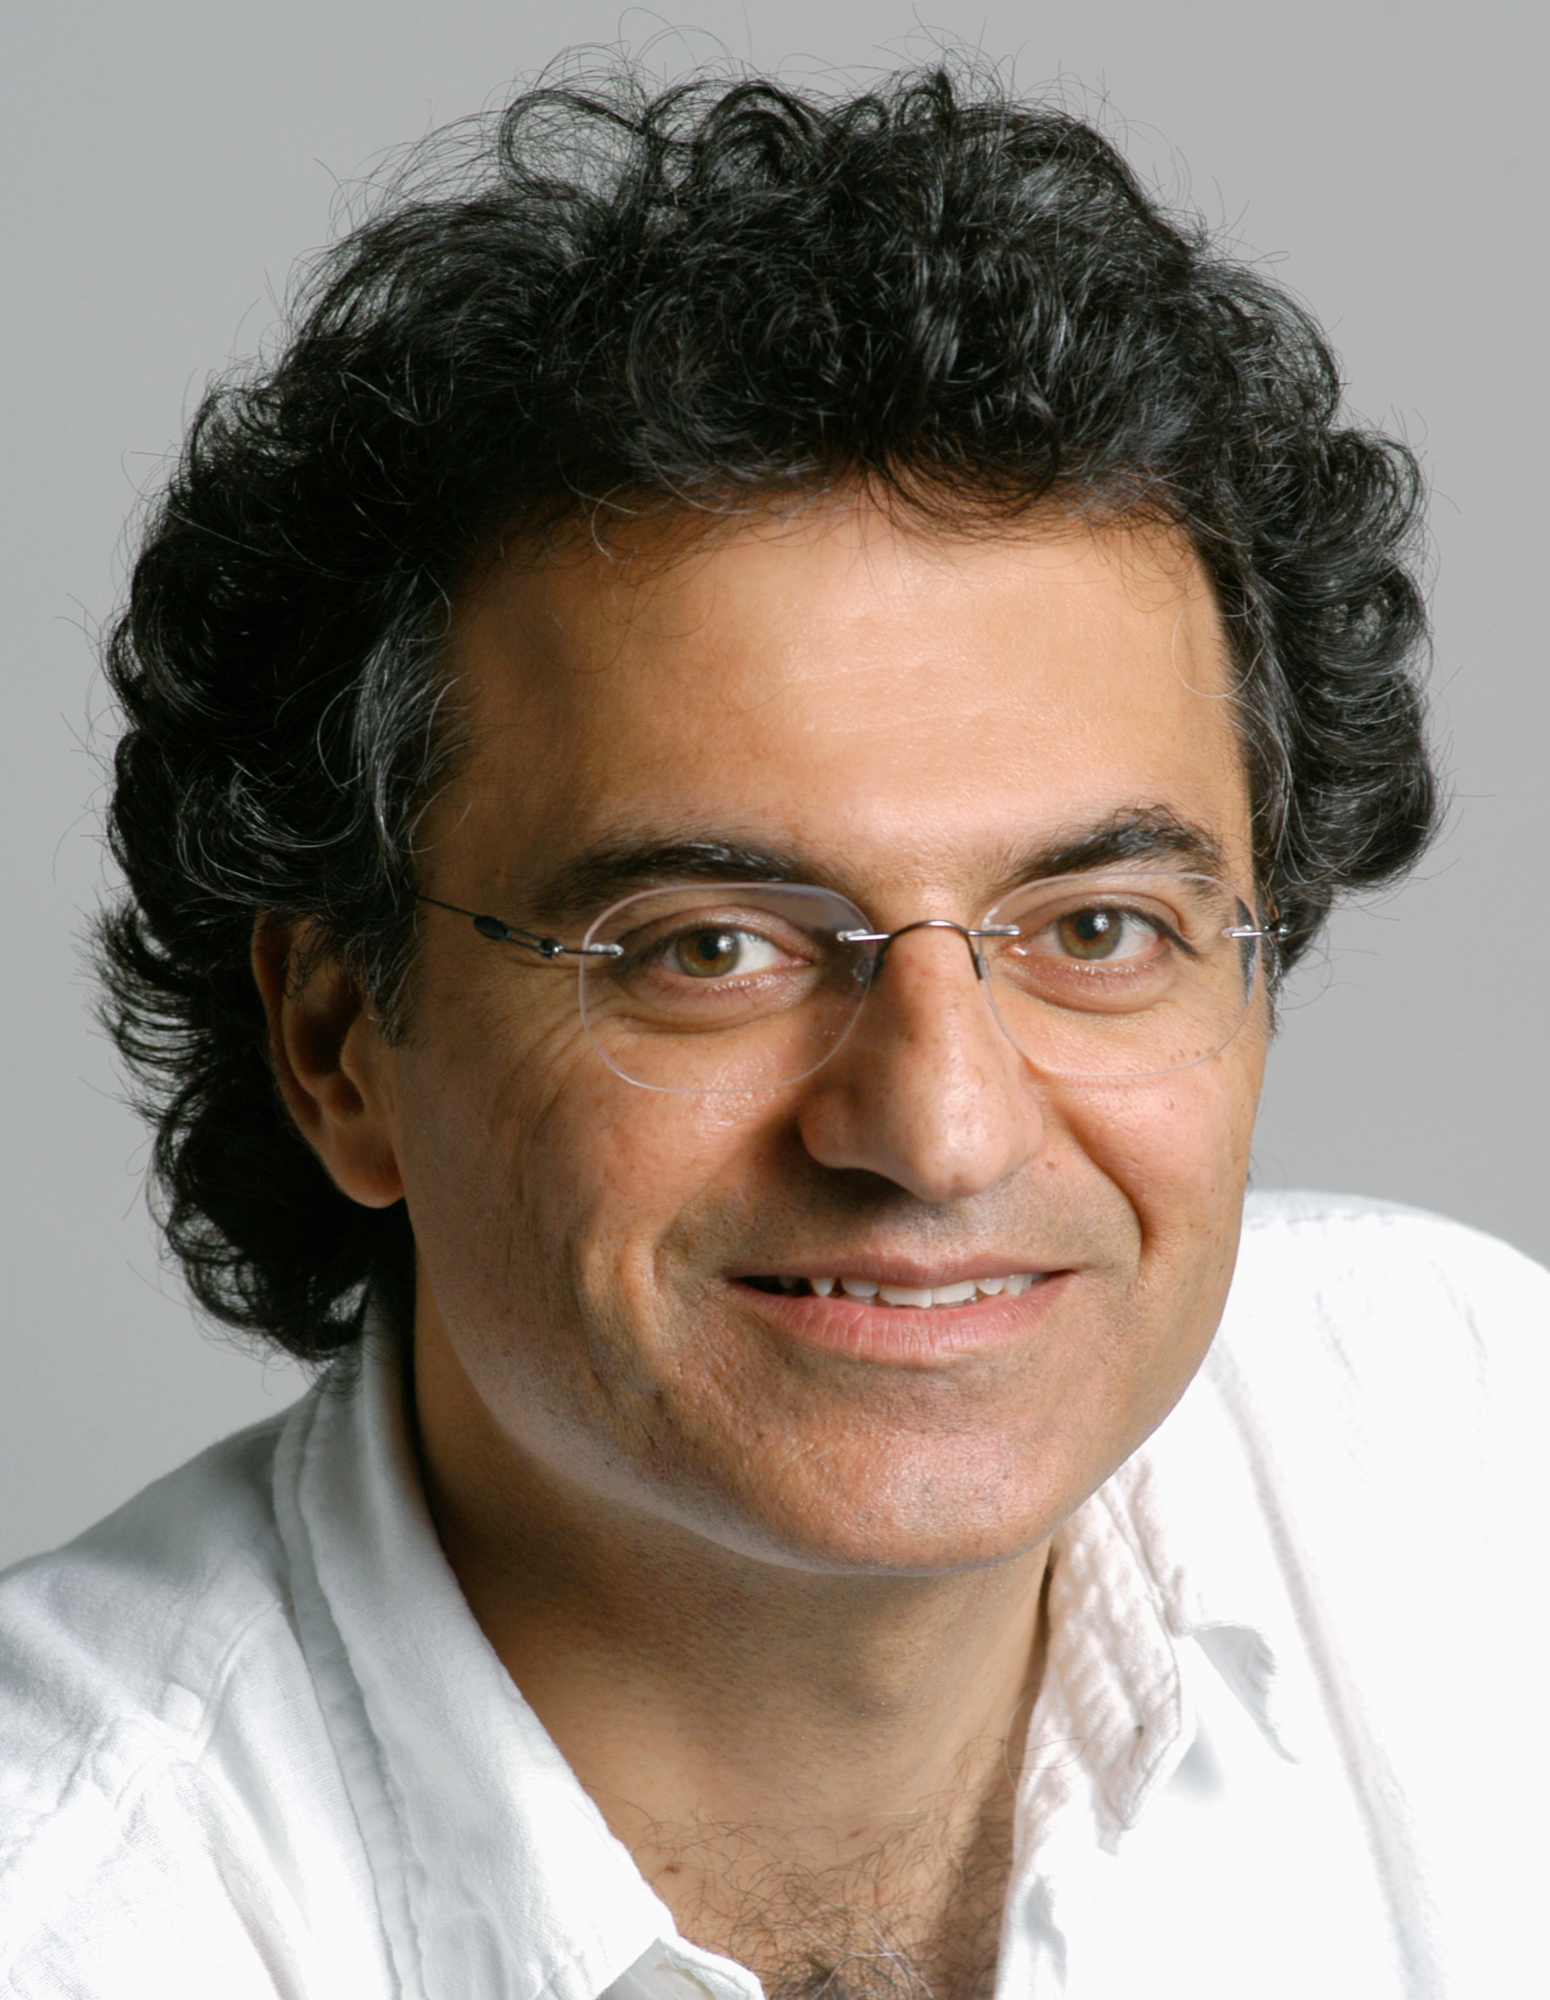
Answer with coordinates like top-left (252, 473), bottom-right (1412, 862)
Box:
top-left (255, 496), bottom-right (1267, 1981)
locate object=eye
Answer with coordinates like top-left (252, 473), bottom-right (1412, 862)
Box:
top-left (670, 926), bottom-right (786, 979)
top-left (1051, 906), bottom-right (1158, 962)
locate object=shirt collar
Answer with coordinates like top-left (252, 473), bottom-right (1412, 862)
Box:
top-left (1062, 1338), bottom-right (1309, 1794)
top-left (994, 1349), bottom-right (1307, 1993)
top-left (272, 1336), bottom-right (719, 2000)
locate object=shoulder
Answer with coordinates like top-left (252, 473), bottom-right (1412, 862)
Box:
top-left (0, 1397), bottom-right (381, 1993)
top-left (1212, 1190), bottom-right (1548, 1569)
top-left (1160, 1200), bottom-right (1550, 1962)
top-left (0, 1408), bottom-right (298, 1750)
top-left (1229, 1188), bottom-right (1548, 1373)
top-left (1237, 1183), bottom-right (1548, 1272)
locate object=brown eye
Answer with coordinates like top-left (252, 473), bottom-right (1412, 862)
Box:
top-left (672, 927), bottom-right (775, 978)
top-left (1056, 908), bottom-right (1127, 959)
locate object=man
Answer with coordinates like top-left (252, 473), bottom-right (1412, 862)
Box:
top-left (1, 63), bottom-right (1544, 2000)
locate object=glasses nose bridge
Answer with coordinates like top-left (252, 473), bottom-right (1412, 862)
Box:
top-left (864, 916), bottom-right (992, 983)
top-left (824, 913), bottom-right (1029, 1082)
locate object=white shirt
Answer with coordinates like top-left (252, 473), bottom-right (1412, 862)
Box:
top-left (1, 1191), bottom-right (1546, 1998)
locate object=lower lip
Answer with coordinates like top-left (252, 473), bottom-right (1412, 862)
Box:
top-left (732, 1277), bottom-right (1067, 1363)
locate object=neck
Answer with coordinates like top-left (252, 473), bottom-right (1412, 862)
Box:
top-left (413, 1328), bottom-right (1049, 1988)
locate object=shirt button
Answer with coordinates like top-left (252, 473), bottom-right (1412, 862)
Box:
top-left (650, 1958), bottom-right (720, 2000)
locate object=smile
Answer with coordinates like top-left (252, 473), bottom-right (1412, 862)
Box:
top-left (746, 1274), bottom-right (1043, 1306)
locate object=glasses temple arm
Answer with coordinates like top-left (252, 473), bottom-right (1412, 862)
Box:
top-left (416, 895), bottom-right (622, 960)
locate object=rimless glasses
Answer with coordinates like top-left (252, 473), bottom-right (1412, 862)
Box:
top-left (419, 872), bottom-right (1284, 1095)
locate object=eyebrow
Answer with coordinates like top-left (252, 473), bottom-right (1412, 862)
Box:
top-left (526, 840), bottom-right (822, 923)
top-left (1005, 807), bottom-right (1228, 886)
top-left (521, 807), bottom-right (1229, 925)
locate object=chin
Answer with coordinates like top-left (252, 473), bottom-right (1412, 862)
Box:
top-left (662, 1439), bottom-right (1084, 1579)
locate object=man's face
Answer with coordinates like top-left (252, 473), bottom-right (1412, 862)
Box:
top-left (377, 499), bottom-right (1265, 1575)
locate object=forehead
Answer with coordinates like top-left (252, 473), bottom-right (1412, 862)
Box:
top-left (434, 498), bottom-right (1251, 903)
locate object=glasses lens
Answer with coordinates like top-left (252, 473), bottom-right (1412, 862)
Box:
top-left (579, 883), bottom-right (871, 1092)
top-left (979, 871), bottom-right (1262, 1078)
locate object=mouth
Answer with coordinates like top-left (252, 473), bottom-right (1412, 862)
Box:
top-left (741, 1272), bottom-right (1044, 1307)
top-left (730, 1264), bottom-right (1062, 1363)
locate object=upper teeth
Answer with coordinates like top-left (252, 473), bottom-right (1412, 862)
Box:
top-left (778, 1274), bottom-right (1037, 1305)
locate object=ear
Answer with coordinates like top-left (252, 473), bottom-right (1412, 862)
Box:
top-left (251, 918), bottom-right (405, 1209)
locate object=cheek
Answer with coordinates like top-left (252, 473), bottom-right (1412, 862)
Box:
top-left (535, 1086), bottom-right (776, 1303)
top-left (1063, 1034), bottom-right (1264, 1317)
top-left (396, 1004), bottom-right (771, 1337)
top-left (386, 987), bottom-right (591, 1326)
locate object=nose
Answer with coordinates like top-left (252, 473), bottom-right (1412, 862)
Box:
top-left (795, 925), bottom-right (1045, 1203)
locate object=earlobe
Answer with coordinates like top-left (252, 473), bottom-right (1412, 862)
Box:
top-left (250, 918), bottom-right (406, 1210)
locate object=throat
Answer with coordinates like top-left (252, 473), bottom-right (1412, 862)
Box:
top-left (642, 1754), bottom-right (1020, 2000)
top-left (619, 1559), bottom-right (1054, 2000)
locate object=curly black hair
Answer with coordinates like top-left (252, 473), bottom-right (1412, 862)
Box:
top-left (99, 63), bottom-right (1437, 1363)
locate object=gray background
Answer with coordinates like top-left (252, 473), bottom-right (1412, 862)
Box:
top-left (3, 0), bottom-right (1544, 1570)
